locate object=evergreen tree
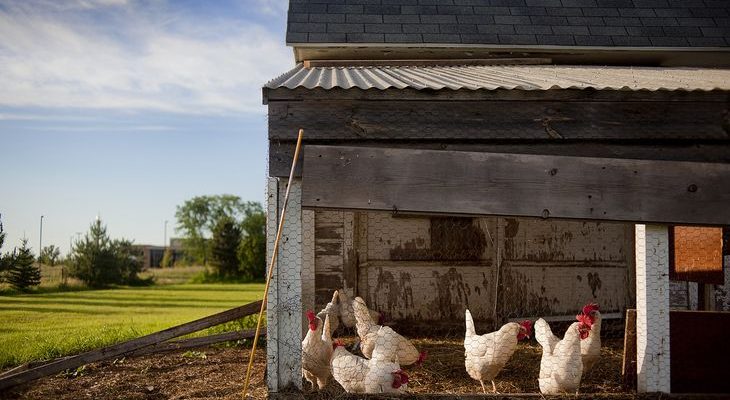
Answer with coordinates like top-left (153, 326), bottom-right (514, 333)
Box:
top-left (0, 214), bottom-right (7, 280)
top-left (6, 238), bottom-right (41, 291)
top-left (210, 216), bottom-right (242, 279)
top-left (68, 219), bottom-right (143, 287)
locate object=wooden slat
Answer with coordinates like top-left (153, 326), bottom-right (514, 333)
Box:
top-left (0, 300), bottom-right (263, 390)
top-left (126, 329), bottom-right (262, 358)
top-left (269, 100), bottom-right (729, 141)
top-left (301, 145), bottom-right (730, 225)
top-left (269, 141), bottom-right (730, 177)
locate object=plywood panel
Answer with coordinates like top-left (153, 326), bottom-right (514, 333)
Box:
top-left (364, 263), bottom-right (497, 323)
top-left (302, 145), bottom-right (730, 226)
top-left (670, 226), bottom-right (724, 284)
top-left (501, 218), bottom-right (631, 262)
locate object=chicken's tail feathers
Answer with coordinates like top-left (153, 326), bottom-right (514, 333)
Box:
top-left (353, 296), bottom-right (375, 329)
top-left (322, 313), bottom-right (333, 342)
top-left (465, 309), bottom-right (476, 337)
top-left (331, 289), bottom-right (339, 304)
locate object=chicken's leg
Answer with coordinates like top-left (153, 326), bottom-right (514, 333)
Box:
top-left (492, 380), bottom-right (498, 393)
top-left (479, 380), bottom-right (487, 394)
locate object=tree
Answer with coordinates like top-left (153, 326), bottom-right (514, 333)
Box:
top-left (160, 247), bottom-right (174, 268)
top-left (39, 245), bottom-right (61, 266)
top-left (175, 195), bottom-right (261, 265)
top-left (68, 218), bottom-right (143, 287)
top-left (0, 214), bottom-right (7, 278)
top-left (6, 238), bottom-right (41, 291)
top-left (238, 208), bottom-right (266, 280)
top-left (210, 216), bottom-right (242, 279)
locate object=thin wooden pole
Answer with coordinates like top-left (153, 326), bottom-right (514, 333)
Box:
top-left (242, 128), bottom-right (304, 398)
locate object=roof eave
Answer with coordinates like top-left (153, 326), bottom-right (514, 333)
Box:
top-left (288, 43), bottom-right (730, 67)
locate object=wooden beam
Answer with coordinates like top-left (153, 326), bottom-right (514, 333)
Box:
top-left (264, 86), bottom-right (730, 103)
top-left (301, 145), bottom-right (730, 225)
top-left (0, 300), bottom-right (263, 390)
top-left (302, 58), bottom-right (552, 68)
top-left (269, 100), bottom-right (729, 141)
top-left (127, 329), bottom-right (263, 358)
top-left (269, 141), bottom-right (730, 177)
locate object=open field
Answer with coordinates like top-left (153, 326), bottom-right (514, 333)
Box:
top-left (0, 283), bottom-right (264, 369)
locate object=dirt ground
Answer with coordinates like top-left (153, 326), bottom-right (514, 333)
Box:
top-left (1, 336), bottom-right (630, 399)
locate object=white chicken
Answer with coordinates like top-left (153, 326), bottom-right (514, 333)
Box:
top-left (535, 319), bottom-right (591, 394)
top-left (331, 340), bottom-right (368, 393)
top-left (337, 290), bottom-right (382, 328)
top-left (330, 329), bottom-right (409, 394)
top-left (578, 303), bottom-right (601, 372)
top-left (463, 309), bottom-right (532, 393)
top-left (301, 310), bottom-right (333, 390)
top-left (317, 289), bottom-right (381, 336)
top-left (364, 326), bottom-right (410, 394)
top-left (353, 296), bottom-right (425, 366)
top-left (316, 290), bottom-right (341, 337)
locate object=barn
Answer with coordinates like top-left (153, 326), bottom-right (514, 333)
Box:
top-left (262, 0), bottom-right (730, 396)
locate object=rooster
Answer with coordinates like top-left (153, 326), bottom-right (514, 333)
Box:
top-left (353, 296), bottom-right (425, 366)
top-left (535, 319), bottom-right (591, 394)
top-left (301, 310), bottom-right (333, 390)
top-left (330, 330), bottom-right (410, 394)
top-left (578, 303), bottom-right (601, 372)
top-left (464, 309), bottom-right (532, 393)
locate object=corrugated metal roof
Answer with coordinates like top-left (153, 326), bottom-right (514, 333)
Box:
top-left (265, 64), bottom-right (730, 92)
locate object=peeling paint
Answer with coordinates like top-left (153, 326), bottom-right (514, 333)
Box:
top-left (587, 272), bottom-right (603, 298)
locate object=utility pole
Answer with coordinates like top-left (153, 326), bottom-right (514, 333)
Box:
top-left (164, 220), bottom-right (168, 249)
top-left (38, 215), bottom-right (44, 268)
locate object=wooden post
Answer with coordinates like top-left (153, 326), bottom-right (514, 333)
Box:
top-left (634, 224), bottom-right (671, 393)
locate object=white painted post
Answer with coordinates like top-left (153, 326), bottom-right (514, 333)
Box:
top-left (634, 224), bottom-right (671, 393)
top-left (266, 177), bottom-right (304, 392)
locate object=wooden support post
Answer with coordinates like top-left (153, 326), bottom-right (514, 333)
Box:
top-left (635, 224), bottom-right (671, 393)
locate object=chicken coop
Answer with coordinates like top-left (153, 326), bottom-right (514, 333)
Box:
top-left (263, 1), bottom-right (730, 397)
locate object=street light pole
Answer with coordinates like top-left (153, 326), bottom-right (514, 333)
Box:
top-left (164, 220), bottom-right (168, 248)
top-left (38, 215), bottom-right (44, 268)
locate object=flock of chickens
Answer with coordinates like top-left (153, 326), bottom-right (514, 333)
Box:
top-left (302, 289), bottom-right (602, 395)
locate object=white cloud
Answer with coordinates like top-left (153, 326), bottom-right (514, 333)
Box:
top-left (0, 1), bottom-right (292, 115)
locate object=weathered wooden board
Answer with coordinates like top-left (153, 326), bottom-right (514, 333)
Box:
top-left (669, 226), bottom-right (725, 284)
top-left (302, 145), bottom-right (730, 225)
top-left (269, 100), bottom-right (729, 141)
top-left (269, 141), bottom-right (730, 177)
top-left (670, 311), bottom-right (730, 393)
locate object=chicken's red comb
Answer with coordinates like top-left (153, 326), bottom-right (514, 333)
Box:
top-left (582, 302), bottom-right (600, 315)
top-left (306, 310), bottom-right (316, 321)
top-left (576, 313), bottom-right (594, 327)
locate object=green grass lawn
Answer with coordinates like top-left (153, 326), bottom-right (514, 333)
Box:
top-left (0, 283), bottom-right (265, 369)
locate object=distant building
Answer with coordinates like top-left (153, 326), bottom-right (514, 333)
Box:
top-left (133, 238), bottom-right (185, 269)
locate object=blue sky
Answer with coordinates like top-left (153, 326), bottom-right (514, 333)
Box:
top-left (0, 0), bottom-right (292, 255)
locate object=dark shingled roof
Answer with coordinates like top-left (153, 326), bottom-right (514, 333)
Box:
top-left (286, 0), bottom-right (730, 47)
